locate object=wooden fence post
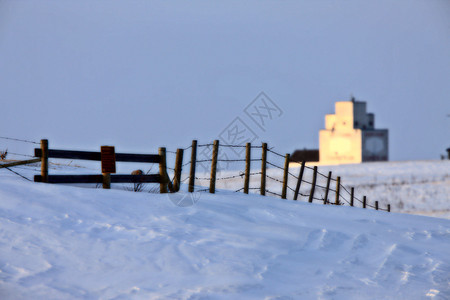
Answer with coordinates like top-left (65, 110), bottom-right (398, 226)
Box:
top-left (293, 161), bottom-right (305, 200)
top-left (350, 187), bottom-right (354, 207)
top-left (335, 176), bottom-right (341, 205)
top-left (40, 139), bottom-right (48, 183)
top-left (159, 147), bottom-right (168, 193)
top-left (375, 201), bottom-right (379, 210)
top-left (188, 140), bottom-right (197, 193)
top-left (281, 153), bottom-right (290, 199)
top-left (100, 145), bottom-right (115, 190)
top-left (323, 171), bottom-right (332, 204)
top-left (363, 196), bottom-right (367, 208)
top-left (102, 173), bottom-right (111, 189)
top-left (209, 140), bottom-right (219, 194)
top-left (260, 143), bottom-right (267, 196)
top-left (173, 148), bottom-right (184, 192)
top-left (387, 204), bottom-right (391, 212)
top-left (244, 143), bottom-right (251, 194)
top-left (308, 166), bottom-right (317, 203)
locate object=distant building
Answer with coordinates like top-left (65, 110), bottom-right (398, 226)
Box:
top-left (290, 149), bottom-right (319, 163)
top-left (319, 98), bottom-right (388, 164)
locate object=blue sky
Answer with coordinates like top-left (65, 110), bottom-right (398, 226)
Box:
top-left (1, 0), bottom-right (449, 161)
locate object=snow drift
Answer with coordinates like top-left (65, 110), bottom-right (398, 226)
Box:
top-left (0, 173), bottom-right (449, 299)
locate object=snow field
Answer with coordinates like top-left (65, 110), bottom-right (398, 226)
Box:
top-left (0, 171), bottom-right (449, 299)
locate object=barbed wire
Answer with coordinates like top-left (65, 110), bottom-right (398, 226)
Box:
top-left (11, 165), bottom-right (40, 172)
top-left (337, 185), bottom-right (367, 207)
top-left (266, 174), bottom-right (284, 184)
top-left (353, 195), bottom-right (364, 205)
top-left (216, 158), bottom-right (262, 163)
top-left (286, 185), bottom-right (296, 193)
top-left (337, 194), bottom-right (351, 206)
top-left (0, 136), bottom-right (39, 145)
top-left (267, 148), bottom-right (285, 159)
top-left (266, 160), bottom-right (322, 188)
top-left (266, 161), bottom-right (284, 171)
top-left (317, 170), bottom-right (337, 181)
top-left (7, 152), bottom-right (35, 158)
top-left (340, 184), bottom-right (354, 197)
top-left (312, 195), bottom-right (327, 202)
top-left (219, 144), bottom-right (247, 148)
top-left (217, 158), bottom-right (246, 162)
top-left (198, 143), bottom-right (264, 149)
top-left (315, 182), bottom-right (330, 191)
top-left (235, 187), bottom-right (261, 193)
top-left (265, 190), bottom-right (282, 197)
top-left (181, 176), bottom-right (190, 183)
top-left (214, 173), bottom-right (245, 181)
top-left (3, 166), bottom-right (32, 181)
top-left (194, 171), bottom-right (263, 182)
top-left (196, 159), bottom-right (213, 163)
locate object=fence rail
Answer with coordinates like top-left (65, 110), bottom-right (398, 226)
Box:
top-left (31, 139), bottom-right (181, 192)
top-left (34, 174), bottom-right (161, 184)
top-left (0, 158), bottom-right (41, 169)
top-left (34, 149), bottom-right (161, 163)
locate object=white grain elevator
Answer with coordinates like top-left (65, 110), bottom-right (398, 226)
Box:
top-left (319, 98), bottom-right (388, 165)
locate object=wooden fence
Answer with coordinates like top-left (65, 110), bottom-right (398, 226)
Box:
top-left (32, 139), bottom-right (184, 193)
top-left (0, 138), bottom-right (390, 213)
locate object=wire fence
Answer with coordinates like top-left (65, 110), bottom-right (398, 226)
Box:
top-left (0, 136), bottom-right (390, 212)
top-left (165, 140), bottom-right (390, 212)
top-left (0, 136), bottom-right (41, 181)
top-left (0, 136), bottom-right (39, 145)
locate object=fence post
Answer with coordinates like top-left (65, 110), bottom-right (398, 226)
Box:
top-left (260, 143), bottom-right (267, 196)
top-left (387, 204), bottom-right (391, 212)
top-left (293, 161), bottom-right (305, 200)
top-left (209, 140), bottom-right (219, 194)
top-left (244, 143), bottom-right (251, 194)
top-left (375, 201), bottom-right (379, 210)
top-left (159, 147), bottom-right (168, 193)
top-left (308, 166), bottom-right (317, 203)
top-left (335, 176), bottom-right (341, 205)
top-left (100, 145), bottom-right (115, 190)
top-left (350, 187), bottom-right (354, 207)
top-left (323, 171), bottom-right (332, 204)
top-left (281, 153), bottom-right (290, 199)
top-left (188, 140), bottom-right (197, 193)
top-left (173, 148), bottom-right (184, 192)
top-left (363, 196), bottom-right (367, 208)
top-left (40, 139), bottom-right (48, 183)
top-left (102, 173), bottom-right (111, 189)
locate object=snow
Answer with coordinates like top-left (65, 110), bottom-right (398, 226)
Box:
top-left (1, 160), bottom-right (450, 299)
top-left (197, 159), bottom-right (450, 219)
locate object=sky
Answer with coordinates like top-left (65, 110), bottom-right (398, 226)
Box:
top-left (1, 0), bottom-right (449, 162)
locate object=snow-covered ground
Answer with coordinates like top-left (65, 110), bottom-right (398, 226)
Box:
top-left (0, 160), bottom-right (449, 299)
top-left (197, 160), bottom-right (450, 219)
